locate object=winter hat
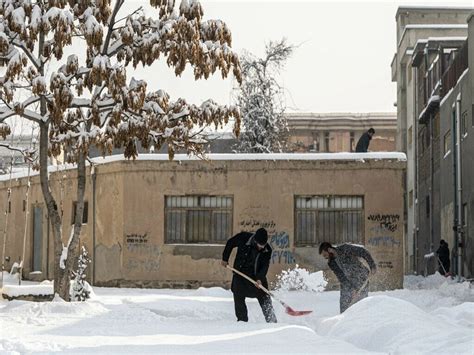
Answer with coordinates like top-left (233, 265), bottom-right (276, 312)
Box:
top-left (254, 228), bottom-right (268, 245)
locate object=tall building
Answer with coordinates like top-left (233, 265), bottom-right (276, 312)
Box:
top-left (392, 6), bottom-right (473, 276)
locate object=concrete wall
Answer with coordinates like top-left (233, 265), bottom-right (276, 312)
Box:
top-left (0, 157), bottom-right (405, 290)
top-left (392, 7), bottom-right (472, 274)
top-left (439, 42), bottom-right (473, 277)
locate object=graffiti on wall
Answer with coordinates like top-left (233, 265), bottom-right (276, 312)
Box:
top-left (368, 236), bottom-right (401, 247)
top-left (238, 206), bottom-right (296, 265)
top-left (126, 233), bottom-right (148, 244)
top-left (367, 214), bottom-right (400, 233)
top-left (270, 232), bottom-right (296, 265)
top-left (377, 261), bottom-right (394, 269)
top-left (125, 233), bottom-right (160, 272)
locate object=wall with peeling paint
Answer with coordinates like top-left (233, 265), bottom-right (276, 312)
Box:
top-left (0, 157), bottom-right (405, 290)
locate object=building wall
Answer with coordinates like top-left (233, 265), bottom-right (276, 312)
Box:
top-left (392, 7), bottom-right (472, 274)
top-left (439, 63), bottom-right (473, 277)
top-left (0, 157), bottom-right (405, 290)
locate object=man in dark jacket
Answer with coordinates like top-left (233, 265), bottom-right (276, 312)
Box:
top-left (436, 239), bottom-right (450, 275)
top-left (355, 128), bottom-right (375, 152)
top-left (221, 228), bottom-right (277, 323)
top-left (319, 242), bottom-right (377, 313)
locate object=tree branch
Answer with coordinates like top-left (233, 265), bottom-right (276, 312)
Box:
top-left (0, 143), bottom-right (36, 163)
top-left (102, 0), bottom-right (125, 55)
top-left (12, 39), bottom-right (41, 70)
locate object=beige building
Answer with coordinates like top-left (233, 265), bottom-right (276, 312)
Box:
top-left (286, 113), bottom-right (396, 153)
top-left (0, 154), bottom-right (406, 290)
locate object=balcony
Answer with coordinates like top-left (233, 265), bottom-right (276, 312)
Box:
top-left (441, 42), bottom-right (468, 97)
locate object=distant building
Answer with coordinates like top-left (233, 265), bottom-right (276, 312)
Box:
top-left (286, 112), bottom-right (396, 153)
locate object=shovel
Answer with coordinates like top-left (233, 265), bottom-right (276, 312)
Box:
top-left (226, 265), bottom-right (312, 316)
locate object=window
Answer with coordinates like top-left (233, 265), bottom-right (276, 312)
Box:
top-left (472, 105), bottom-right (474, 127)
top-left (425, 196), bottom-right (430, 218)
top-left (462, 203), bottom-right (468, 228)
top-left (408, 126), bottom-right (413, 147)
top-left (72, 201), bottom-right (88, 224)
top-left (434, 113), bottom-right (440, 138)
top-left (165, 196), bottom-right (232, 244)
top-left (295, 196), bottom-right (364, 246)
top-left (443, 130), bottom-right (451, 157)
top-left (324, 132), bottom-right (330, 152)
top-left (350, 132), bottom-right (355, 152)
top-left (461, 110), bottom-right (468, 137)
top-left (408, 190), bottom-right (413, 208)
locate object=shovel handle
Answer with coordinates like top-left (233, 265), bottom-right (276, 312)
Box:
top-left (226, 265), bottom-right (272, 296)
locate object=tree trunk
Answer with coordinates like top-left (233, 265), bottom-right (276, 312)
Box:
top-left (38, 122), bottom-right (64, 297)
top-left (63, 151), bottom-right (87, 300)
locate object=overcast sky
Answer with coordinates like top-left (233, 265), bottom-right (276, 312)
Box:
top-left (123, 0), bottom-right (473, 115)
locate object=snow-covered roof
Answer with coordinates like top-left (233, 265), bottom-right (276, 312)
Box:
top-left (92, 152), bottom-right (407, 163)
top-left (0, 153), bottom-right (407, 182)
top-left (285, 112), bottom-right (396, 121)
top-left (404, 24), bottom-right (468, 30)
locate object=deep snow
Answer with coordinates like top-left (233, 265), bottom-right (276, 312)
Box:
top-left (0, 272), bottom-right (473, 354)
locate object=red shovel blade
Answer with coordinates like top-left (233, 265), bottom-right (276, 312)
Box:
top-left (281, 301), bottom-right (313, 316)
top-left (285, 307), bottom-right (313, 316)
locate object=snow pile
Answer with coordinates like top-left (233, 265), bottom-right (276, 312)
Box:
top-left (1, 271), bottom-right (19, 284)
top-left (404, 273), bottom-right (473, 302)
top-left (320, 295), bottom-right (473, 354)
top-left (1, 283), bottom-right (53, 297)
top-left (276, 266), bottom-right (327, 292)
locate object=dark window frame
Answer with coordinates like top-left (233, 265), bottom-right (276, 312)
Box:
top-left (294, 195), bottom-right (364, 247)
top-left (164, 195), bottom-right (233, 244)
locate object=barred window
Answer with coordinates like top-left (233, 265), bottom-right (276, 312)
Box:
top-left (165, 196), bottom-right (233, 244)
top-left (295, 196), bottom-right (364, 246)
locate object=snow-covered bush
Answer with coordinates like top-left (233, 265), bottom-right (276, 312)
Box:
top-left (70, 246), bottom-right (92, 301)
top-left (276, 265), bottom-right (327, 292)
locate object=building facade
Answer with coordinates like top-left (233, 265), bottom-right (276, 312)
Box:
top-left (392, 6), bottom-right (473, 277)
top-left (0, 154), bottom-right (406, 290)
top-left (286, 112), bottom-right (396, 153)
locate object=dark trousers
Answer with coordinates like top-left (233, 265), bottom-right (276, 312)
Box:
top-left (233, 292), bottom-right (277, 323)
top-left (340, 282), bottom-right (369, 313)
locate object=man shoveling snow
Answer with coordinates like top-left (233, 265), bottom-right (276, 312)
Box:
top-left (221, 228), bottom-right (278, 323)
top-left (319, 242), bottom-right (377, 313)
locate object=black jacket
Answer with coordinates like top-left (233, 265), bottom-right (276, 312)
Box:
top-left (436, 244), bottom-right (450, 270)
top-left (328, 244), bottom-right (377, 290)
top-left (355, 132), bottom-right (372, 152)
top-left (222, 232), bottom-right (272, 296)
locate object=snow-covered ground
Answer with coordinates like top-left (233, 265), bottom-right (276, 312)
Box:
top-left (0, 273), bottom-right (473, 354)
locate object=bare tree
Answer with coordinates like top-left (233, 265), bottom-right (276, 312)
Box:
top-left (0, 0), bottom-right (241, 300)
top-left (234, 39), bottom-right (293, 153)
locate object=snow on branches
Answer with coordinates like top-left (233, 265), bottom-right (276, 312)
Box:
top-left (0, 0), bottom-right (241, 300)
top-left (235, 39), bottom-right (293, 153)
top-left (0, 0), bottom-right (241, 162)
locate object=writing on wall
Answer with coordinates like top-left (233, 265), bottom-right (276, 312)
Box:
top-left (368, 236), bottom-right (401, 247)
top-left (377, 261), bottom-right (394, 269)
top-left (125, 233), bottom-right (160, 272)
top-left (270, 232), bottom-right (296, 265)
top-left (239, 219), bottom-right (277, 235)
top-left (367, 214), bottom-right (400, 233)
top-left (126, 233), bottom-right (148, 244)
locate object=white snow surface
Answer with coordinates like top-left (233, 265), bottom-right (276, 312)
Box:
top-left (0, 272), bottom-right (472, 354)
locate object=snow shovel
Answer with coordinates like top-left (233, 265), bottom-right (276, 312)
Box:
top-left (226, 265), bottom-right (312, 316)
top-left (348, 276), bottom-right (370, 308)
